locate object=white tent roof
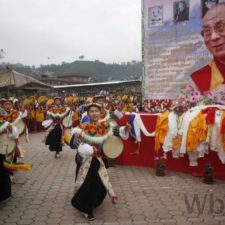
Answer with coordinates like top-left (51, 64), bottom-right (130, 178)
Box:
top-left (53, 80), bottom-right (140, 89)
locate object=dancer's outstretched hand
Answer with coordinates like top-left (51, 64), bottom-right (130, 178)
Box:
top-left (112, 196), bottom-right (118, 205)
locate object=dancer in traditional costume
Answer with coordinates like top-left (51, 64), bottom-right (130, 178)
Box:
top-left (70, 103), bottom-right (131, 221)
top-left (14, 99), bottom-right (29, 142)
top-left (71, 103), bottom-right (80, 128)
top-left (36, 105), bottom-right (45, 132)
top-left (43, 97), bottom-right (70, 158)
top-left (80, 95), bottom-right (110, 124)
top-left (0, 99), bottom-right (13, 202)
top-left (36, 96), bottom-right (47, 132)
top-left (64, 96), bottom-right (80, 128)
top-left (0, 99), bottom-right (31, 202)
top-left (27, 104), bottom-right (36, 133)
top-left (0, 153), bottom-right (11, 202)
top-left (0, 99), bottom-right (25, 163)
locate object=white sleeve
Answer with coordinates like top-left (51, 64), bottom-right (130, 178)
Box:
top-left (119, 126), bottom-right (129, 140)
top-left (21, 110), bottom-right (28, 118)
top-left (42, 119), bottom-right (53, 128)
top-left (8, 126), bottom-right (19, 139)
top-left (77, 143), bottom-right (94, 160)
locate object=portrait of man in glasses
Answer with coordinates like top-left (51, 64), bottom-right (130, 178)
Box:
top-left (189, 3), bottom-right (225, 97)
top-left (174, 0), bottom-right (189, 23)
top-left (202, 0), bottom-right (219, 17)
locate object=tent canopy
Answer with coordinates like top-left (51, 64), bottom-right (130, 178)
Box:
top-left (0, 68), bottom-right (51, 90)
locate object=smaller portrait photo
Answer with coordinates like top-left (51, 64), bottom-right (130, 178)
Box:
top-left (148, 5), bottom-right (163, 27)
top-left (174, 0), bottom-right (189, 23)
top-left (201, 0), bottom-right (219, 17)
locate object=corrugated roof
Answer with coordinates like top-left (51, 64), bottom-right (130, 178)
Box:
top-left (53, 80), bottom-right (141, 89)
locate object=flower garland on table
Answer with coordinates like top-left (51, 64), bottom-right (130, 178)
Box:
top-left (178, 84), bottom-right (225, 107)
top-left (143, 83), bottom-right (224, 114)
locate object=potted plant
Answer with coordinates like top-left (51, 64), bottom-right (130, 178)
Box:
top-left (203, 163), bottom-right (214, 184)
top-left (155, 156), bottom-right (166, 176)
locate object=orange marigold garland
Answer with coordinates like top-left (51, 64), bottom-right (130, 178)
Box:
top-left (79, 121), bottom-right (110, 137)
top-left (4, 111), bottom-right (20, 123)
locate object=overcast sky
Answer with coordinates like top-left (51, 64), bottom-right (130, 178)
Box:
top-left (0, 0), bottom-right (141, 66)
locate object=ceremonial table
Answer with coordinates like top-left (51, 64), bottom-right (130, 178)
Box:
top-left (116, 113), bottom-right (225, 180)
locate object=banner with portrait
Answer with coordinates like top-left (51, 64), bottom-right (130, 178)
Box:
top-left (142, 0), bottom-right (224, 107)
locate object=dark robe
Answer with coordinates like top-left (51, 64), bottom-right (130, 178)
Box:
top-left (70, 125), bottom-right (121, 215)
top-left (0, 154), bottom-right (11, 202)
top-left (45, 123), bottom-right (62, 152)
top-left (71, 157), bottom-right (107, 215)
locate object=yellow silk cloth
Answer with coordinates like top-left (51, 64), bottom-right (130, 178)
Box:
top-left (4, 161), bottom-right (32, 171)
top-left (209, 60), bottom-right (224, 90)
top-left (154, 111), bottom-right (169, 153)
top-left (127, 103), bottom-right (134, 112)
top-left (36, 111), bottom-right (45, 122)
top-left (186, 112), bottom-right (208, 152)
top-left (72, 111), bottom-right (79, 122)
top-left (63, 130), bottom-right (71, 145)
top-left (30, 110), bottom-right (36, 119)
top-left (221, 111), bottom-right (225, 151)
top-left (172, 136), bottom-right (182, 151)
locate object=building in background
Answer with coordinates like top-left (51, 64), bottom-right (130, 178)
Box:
top-left (53, 80), bottom-right (141, 96)
top-left (39, 72), bottom-right (93, 86)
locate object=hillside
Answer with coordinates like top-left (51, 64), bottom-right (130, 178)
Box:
top-left (0, 60), bottom-right (142, 82)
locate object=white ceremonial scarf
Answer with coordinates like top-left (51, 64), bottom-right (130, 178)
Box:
top-left (132, 113), bottom-right (154, 142)
top-left (179, 109), bottom-right (202, 154)
top-left (210, 110), bottom-right (225, 164)
top-left (163, 112), bottom-right (178, 152)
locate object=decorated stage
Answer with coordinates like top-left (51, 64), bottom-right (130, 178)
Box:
top-left (116, 113), bottom-right (225, 180)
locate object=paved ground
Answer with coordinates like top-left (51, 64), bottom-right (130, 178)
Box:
top-left (1, 132), bottom-right (225, 225)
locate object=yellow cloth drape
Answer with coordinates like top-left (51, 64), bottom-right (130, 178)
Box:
top-left (4, 161), bottom-right (32, 171)
top-left (221, 111), bottom-right (225, 151)
top-left (36, 111), bottom-right (45, 122)
top-left (63, 130), bottom-right (71, 145)
top-left (122, 104), bottom-right (128, 112)
top-left (172, 136), bottom-right (182, 151)
top-left (72, 111), bottom-right (79, 122)
top-left (127, 103), bottom-right (134, 112)
top-left (30, 110), bottom-right (36, 119)
top-left (186, 112), bottom-right (208, 152)
top-left (154, 111), bottom-right (169, 153)
top-left (209, 60), bottom-right (224, 90)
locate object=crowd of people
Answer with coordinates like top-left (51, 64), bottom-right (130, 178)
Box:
top-left (0, 94), bottom-right (141, 135)
top-left (1, 2), bottom-right (225, 221)
top-left (0, 93), bottom-right (133, 220)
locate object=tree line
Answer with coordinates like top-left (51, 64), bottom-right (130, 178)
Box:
top-left (0, 60), bottom-right (142, 82)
